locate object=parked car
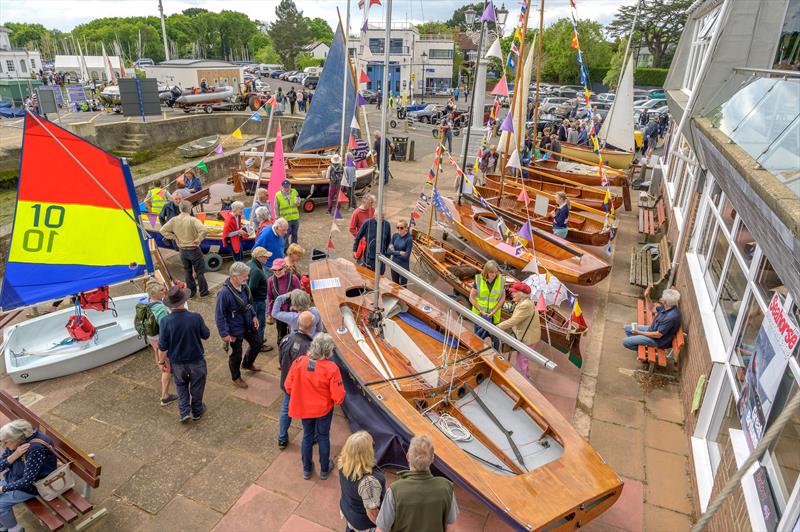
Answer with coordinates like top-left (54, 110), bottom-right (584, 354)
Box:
top-left (539, 97), bottom-right (570, 114)
top-left (279, 71), bottom-right (296, 80)
top-left (634, 98), bottom-right (667, 113)
top-left (288, 72), bottom-right (304, 83)
top-left (648, 88), bottom-right (667, 100)
top-left (407, 103), bottom-right (444, 124)
top-left (577, 102), bottom-right (612, 119)
top-left (270, 70), bottom-right (285, 78)
top-left (255, 79), bottom-right (271, 92)
top-left (597, 92), bottom-right (616, 102)
top-left (361, 89), bottom-right (378, 103)
top-left (304, 76), bottom-right (319, 89)
top-left (633, 89), bottom-right (650, 101)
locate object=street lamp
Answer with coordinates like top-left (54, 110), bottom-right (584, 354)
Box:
top-left (421, 51), bottom-right (427, 104)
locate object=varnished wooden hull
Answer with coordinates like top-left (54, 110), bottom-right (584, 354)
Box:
top-left (558, 143), bottom-right (634, 170)
top-left (449, 202), bottom-right (611, 285)
top-left (485, 174), bottom-right (624, 212)
top-left (529, 159), bottom-right (629, 188)
top-left (474, 185), bottom-right (611, 247)
top-left (310, 258), bottom-right (622, 530)
top-left (412, 230), bottom-right (587, 360)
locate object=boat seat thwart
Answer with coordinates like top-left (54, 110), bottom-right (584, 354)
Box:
top-left (0, 390), bottom-right (103, 531)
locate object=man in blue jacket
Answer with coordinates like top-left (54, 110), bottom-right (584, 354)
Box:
top-left (254, 217), bottom-right (289, 268)
top-left (353, 216), bottom-right (391, 274)
top-left (216, 262), bottom-right (263, 389)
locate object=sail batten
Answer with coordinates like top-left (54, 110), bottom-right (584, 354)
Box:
top-left (0, 114), bottom-right (152, 311)
top-left (599, 53), bottom-right (635, 153)
top-left (294, 26), bottom-right (357, 153)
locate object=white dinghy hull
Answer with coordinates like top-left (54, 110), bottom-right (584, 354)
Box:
top-left (3, 294), bottom-right (147, 384)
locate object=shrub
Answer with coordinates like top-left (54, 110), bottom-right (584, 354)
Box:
top-left (634, 68), bottom-right (669, 87)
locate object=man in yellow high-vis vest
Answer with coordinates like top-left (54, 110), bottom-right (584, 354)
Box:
top-left (273, 179), bottom-right (300, 250)
top-left (468, 260), bottom-right (505, 350)
top-left (144, 179), bottom-right (168, 214)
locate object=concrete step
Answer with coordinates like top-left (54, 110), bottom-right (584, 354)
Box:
top-left (125, 133), bottom-right (147, 139)
top-left (115, 151), bottom-right (137, 158)
top-left (118, 143), bottom-right (142, 151)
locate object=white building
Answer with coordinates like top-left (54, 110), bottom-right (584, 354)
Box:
top-left (304, 42), bottom-right (330, 60)
top-left (54, 55), bottom-right (122, 81)
top-left (0, 26), bottom-right (42, 80)
top-left (144, 59), bottom-right (245, 92)
top-left (348, 22), bottom-right (454, 97)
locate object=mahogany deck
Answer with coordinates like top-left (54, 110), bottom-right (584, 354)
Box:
top-left (557, 143), bottom-right (634, 171)
top-left (485, 174), bottom-right (624, 212)
top-left (529, 159), bottom-right (629, 188)
top-left (309, 258), bottom-right (622, 530)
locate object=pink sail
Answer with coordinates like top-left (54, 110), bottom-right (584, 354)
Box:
top-left (268, 124), bottom-right (286, 210)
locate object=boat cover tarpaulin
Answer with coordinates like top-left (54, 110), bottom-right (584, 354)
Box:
top-left (293, 25), bottom-right (357, 153)
top-left (0, 113), bottom-right (152, 310)
top-left (0, 107), bottom-right (25, 118)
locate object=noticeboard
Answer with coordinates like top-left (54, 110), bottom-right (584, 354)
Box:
top-left (36, 88), bottom-right (58, 115)
top-left (119, 78), bottom-right (161, 117)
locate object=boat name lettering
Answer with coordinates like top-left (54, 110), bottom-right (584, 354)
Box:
top-left (23, 204), bottom-right (65, 253)
top-left (31, 204), bottom-right (66, 228)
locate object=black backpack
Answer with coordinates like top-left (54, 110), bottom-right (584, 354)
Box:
top-left (134, 302), bottom-right (160, 338)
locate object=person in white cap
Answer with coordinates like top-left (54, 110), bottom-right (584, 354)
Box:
top-left (326, 154), bottom-right (345, 215)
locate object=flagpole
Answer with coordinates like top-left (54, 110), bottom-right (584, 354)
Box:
top-left (531, 0), bottom-right (544, 148)
top-left (373, 0), bottom-right (392, 310)
top-left (338, 3), bottom-right (351, 158)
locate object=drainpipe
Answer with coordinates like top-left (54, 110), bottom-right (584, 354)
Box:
top-left (665, 0), bottom-right (733, 287)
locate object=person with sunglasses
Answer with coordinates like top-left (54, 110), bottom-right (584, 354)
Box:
top-left (386, 220), bottom-right (413, 286)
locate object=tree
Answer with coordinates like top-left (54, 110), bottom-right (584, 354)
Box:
top-left (255, 41), bottom-right (282, 64)
top-left (416, 21), bottom-right (451, 36)
top-left (268, 0), bottom-right (312, 70)
top-left (606, 0), bottom-right (692, 68)
top-left (541, 18), bottom-right (612, 84)
top-left (296, 53), bottom-right (324, 69)
top-left (447, 3), bottom-right (487, 31)
top-left (603, 48), bottom-right (625, 88)
top-left (306, 18), bottom-right (334, 44)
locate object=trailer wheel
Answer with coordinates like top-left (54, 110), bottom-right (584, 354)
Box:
top-left (204, 105), bottom-right (213, 114)
top-left (420, 116), bottom-right (430, 124)
top-left (302, 199), bottom-right (315, 213)
top-left (204, 253), bottom-right (223, 272)
top-left (390, 119), bottom-right (397, 128)
top-left (248, 96), bottom-right (260, 111)
top-left (453, 128), bottom-right (461, 137)
top-left (183, 108), bottom-right (191, 113)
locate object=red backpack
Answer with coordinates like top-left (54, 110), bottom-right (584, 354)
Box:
top-left (76, 286), bottom-right (116, 316)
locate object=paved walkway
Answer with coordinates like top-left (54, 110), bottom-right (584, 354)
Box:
top-left (1, 132), bottom-right (694, 531)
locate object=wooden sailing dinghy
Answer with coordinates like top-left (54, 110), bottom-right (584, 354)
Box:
top-left (527, 159), bottom-right (629, 187)
top-left (412, 230), bottom-right (587, 360)
top-left (558, 143), bottom-right (634, 171)
top-left (473, 185), bottom-right (611, 247)
top-left (485, 173), bottom-right (622, 211)
top-left (310, 258), bottom-right (622, 530)
top-left (447, 201), bottom-right (610, 285)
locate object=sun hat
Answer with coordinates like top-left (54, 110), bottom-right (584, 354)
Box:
top-left (331, 154), bottom-right (342, 164)
top-left (165, 285), bottom-right (191, 307)
top-left (270, 258), bottom-right (287, 271)
top-left (251, 246), bottom-right (272, 259)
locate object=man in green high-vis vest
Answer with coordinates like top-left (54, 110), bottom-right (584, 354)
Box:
top-left (273, 179), bottom-right (300, 251)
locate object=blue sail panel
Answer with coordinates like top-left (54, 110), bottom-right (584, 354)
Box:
top-left (294, 26), bottom-right (357, 152)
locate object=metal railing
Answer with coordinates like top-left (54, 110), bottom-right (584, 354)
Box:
top-left (733, 66), bottom-right (800, 79)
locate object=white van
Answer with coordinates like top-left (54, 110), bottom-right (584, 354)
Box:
top-left (303, 66), bottom-right (321, 76)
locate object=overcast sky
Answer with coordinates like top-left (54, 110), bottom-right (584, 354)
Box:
top-left (2, 0), bottom-right (636, 34)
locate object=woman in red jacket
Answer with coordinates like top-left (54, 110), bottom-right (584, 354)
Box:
top-left (284, 333), bottom-right (345, 480)
top-left (222, 201), bottom-right (252, 261)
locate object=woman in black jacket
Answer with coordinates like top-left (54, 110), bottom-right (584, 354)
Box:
top-left (387, 219), bottom-right (412, 286)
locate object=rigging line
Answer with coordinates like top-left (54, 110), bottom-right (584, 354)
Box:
top-left (362, 347), bottom-right (491, 386)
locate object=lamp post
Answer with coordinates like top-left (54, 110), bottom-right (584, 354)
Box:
top-left (421, 51), bottom-right (427, 104)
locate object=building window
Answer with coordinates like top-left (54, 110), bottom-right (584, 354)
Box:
top-left (682, 6), bottom-right (721, 92)
top-left (428, 49), bottom-right (453, 60)
top-left (31, 58), bottom-right (36, 70)
top-left (20, 60), bottom-right (27, 73)
top-left (716, 254), bottom-right (747, 333)
top-left (774, 0), bottom-right (800, 70)
top-left (6, 60), bottom-right (15, 72)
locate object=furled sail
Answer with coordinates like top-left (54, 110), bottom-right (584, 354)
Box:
top-left (598, 53), bottom-right (635, 153)
top-left (0, 114), bottom-right (152, 310)
top-left (293, 25), bottom-right (357, 153)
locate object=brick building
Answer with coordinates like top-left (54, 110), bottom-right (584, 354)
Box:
top-left (661, 0), bottom-right (800, 529)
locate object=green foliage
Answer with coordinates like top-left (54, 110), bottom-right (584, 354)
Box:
top-left (416, 22), bottom-right (452, 36)
top-left (452, 47), bottom-right (464, 86)
top-left (447, 3), bottom-right (488, 31)
top-left (254, 42), bottom-right (281, 65)
top-left (606, 0), bottom-right (692, 68)
top-left (633, 68), bottom-right (668, 87)
top-left (295, 53), bottom-right (324, 70)
top-left (541, 18), bottom-right (611, 84)
top-left (306, 18), bottom-right (334, 44)
top-left (5, 22), bottom-right (66, 60)
top-left (268, 0), bottom-right (312, 70)
top-left (603, 49), bottom-right (625, 89)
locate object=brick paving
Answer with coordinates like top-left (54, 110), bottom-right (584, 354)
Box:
top-left (1, 119), bottom-right (695, 531)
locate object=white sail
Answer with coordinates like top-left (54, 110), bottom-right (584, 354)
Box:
top-left (499, 36), bottom-right (536, 155)
top-left (599, 53), bottom-right (635, 153)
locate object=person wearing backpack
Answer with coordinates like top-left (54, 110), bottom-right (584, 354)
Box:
top-left (215, 262), bottom-right (263, 389)
top-left (138, 280), bottom-right (178, 407)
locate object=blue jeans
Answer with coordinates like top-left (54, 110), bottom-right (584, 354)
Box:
top-left (170, 358), bottom-right (207, 418)
top-left (623, 324), bottom-right (658, 351)
top-left (286, 219), bottom-right (299, 250)
top-left (278, 392), bottom-right (292, 443)
top-left (474, 314), bottom-right (500, 350)
top-left (253, 300), bottom-right (267, 342)
top-left (444, 130), bottom-right (453, 153)
top-left (301, 409), bottom-right (334, 474)
top-left (0, 480), bottom-right (36, 529)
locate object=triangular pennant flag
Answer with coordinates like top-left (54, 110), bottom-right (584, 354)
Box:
top-left (485, 37), bottom-right (503, 60)
top-left (232, 128), bottom-right (243, 139)
top-left (338, 190), bottom-right (349, 203)
top-left (327, 238), bottom-right (335, 249)
top-left (348, 133), bottom-right (357, 149)
top-left (350, 115), bottom-right (360, 130)
top-left (148, 213), bottom-right (157, 227)
top-left (267, 95), bottom-right (277, 108)
top-left (480, 1), bottom-right (497, 22)
top-left (195, 160), bottom-right (208, 173)
top-left (571, 32), bottom-right (580, 49)
top-left (499, 112), bottom-right (514, 133)
top-left (250, 112), bottom-right (262, 122)
top-left (196, 212), bottom-right (206, 223)
top-left (330, 221), bottom-right (340, 233)
top-left (333, 204), bottom-right (343, 220)
top-left (213, 144), bottom-right (224, 155)
top-left (518, 221), bottom-right (533, 242)
top-left (506, 149), bottom-right (522, 169)
top-left (570, 300), bottom-right (588, 328)
top-left (359, 70), bottom-right (370, 83)
top-left (536, 292), bottom-right (548, 312)
top-left (490, 76), bottom-right (509, 97)
top-left (522, 257), bottom-right (539, 274)
top-left (517, 187), bottom-right (530, 205)
top-left (361, 18), bottom-right (369, 33)
top-left (355, 92), bottom-right (369, 107)
top-left (410, 211), bottom-right (421, 219)
top-left (158, 189), bottom-right (167, 199)
top-left (369, 0), bottom-right (381, 5)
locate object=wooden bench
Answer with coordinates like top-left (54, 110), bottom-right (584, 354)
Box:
top-left (184, 187), bottom-right (210, 212)
top-left (629, 236), bottom-right (671, 288)
top-left (0, 390), bottom-right (102, 531)
top-left (637, 195), bottom-right (667, 237)
top-left (635, 299), bottom-right (686, 371)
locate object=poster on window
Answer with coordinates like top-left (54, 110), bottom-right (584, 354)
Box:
top-left (738, 294), bottom-right (800, 452)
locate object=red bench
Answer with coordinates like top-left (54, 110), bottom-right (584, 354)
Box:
top-left (0, 390), bottom-right (102, 530)
top-left (635, 299), bottom-right (685, 371)
top-left (638, 198), bottom-right (667, 237)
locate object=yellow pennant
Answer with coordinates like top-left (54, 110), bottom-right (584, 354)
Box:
top-left (232, 128), bottom-right (243, 139)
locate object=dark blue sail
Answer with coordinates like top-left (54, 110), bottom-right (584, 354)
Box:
top-left (294, 25), bottom-right (357, 153)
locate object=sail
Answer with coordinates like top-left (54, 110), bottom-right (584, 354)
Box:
top-left (0, 114), bottom-right (152, 310)
top-left (599, 53), bottom-right (635, 153)
top-left (499, 37), bottom-right (536, 155)
top-left (294, 26), bottom-right (357, 153)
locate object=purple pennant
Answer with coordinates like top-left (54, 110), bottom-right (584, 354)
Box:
top-left (355, 92), bottom-right (368, 107)
top-left (361, 18), bottom-right (369, 33)
top-left (498, 112), bottom-right (514, 133)
top-left (480, 1), bottom-right (497, 22)
top-left (213, 144), bottom-right (224, 155)
top-left (518, 221), bottom-right (533, 241)
top-left (333, 204), bottom-right (343, 220)
top-left (148, 213), bottom-right (157, 228)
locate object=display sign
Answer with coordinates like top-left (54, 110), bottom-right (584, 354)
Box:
top-left (738, 293), bottom-right (800, 451)
top-left (66, 84), bottom-right (88, 104)
top-left (36, 88), bottom-right (58, 115)
top-left (534, 193), bottom-right (549, 217)
top-left (119, 78), bottom-right (161, 118)
top-left (37, 85), bottom-right (63, 106)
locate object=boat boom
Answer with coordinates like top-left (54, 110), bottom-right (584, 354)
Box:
top-left (376, 256), bottom-right (557, 369)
